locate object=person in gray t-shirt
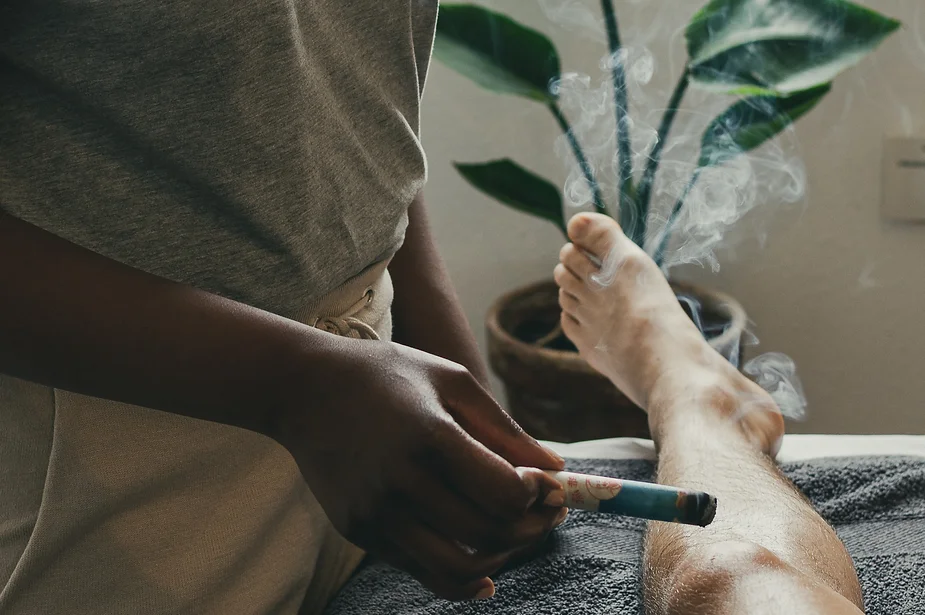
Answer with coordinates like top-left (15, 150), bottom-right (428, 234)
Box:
top-left (0, 2), bottom-right (567, 612)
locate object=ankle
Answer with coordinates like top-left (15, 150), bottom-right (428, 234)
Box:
top-left (648, 370), bottom-right (785, 456)
top-left (644, 340), bottom-right (734, 406)
top-left (647, 372), bottom-right (736, 437)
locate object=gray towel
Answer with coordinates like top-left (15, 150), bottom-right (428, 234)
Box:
top-left (324, 456), bottom-right (925, 614)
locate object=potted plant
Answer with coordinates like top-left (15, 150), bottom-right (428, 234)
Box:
top-left (434, 0), bottom-right (899, 442)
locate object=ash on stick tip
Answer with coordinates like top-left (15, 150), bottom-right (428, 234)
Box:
top-left (699, 495), bottom-right (718, 527)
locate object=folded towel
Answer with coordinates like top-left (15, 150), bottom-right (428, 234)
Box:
top-left (324, 456), bottom-right (925, 614)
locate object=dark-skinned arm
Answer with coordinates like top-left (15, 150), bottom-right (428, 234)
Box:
top-left (0, 210), bottom-right (327, 434)
top-left (0, 207), bottom-right (567, 600)
top-left (389, 192), bottom-right (492, 389)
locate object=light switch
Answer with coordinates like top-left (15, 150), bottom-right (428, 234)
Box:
top-left (881, 136), bottom-right (925, 222)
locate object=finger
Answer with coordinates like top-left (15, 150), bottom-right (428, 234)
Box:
top-left (440, 371), bottom-right (565, 471)
top-left (378, 545), bottom-right (496, 601)
top-left (517, 466), bottom-right (568, 503)
top-left (430, 425), bottom-right (539, 520)
top-left (396, 521), bottom-right (510, 585)
top-left (401, 473), bottom-right (566, 553)
top-left (488, 507), bottom-right (570, 575)
top-left (502, 518), bottom-right (566, 568)
top-left (559, 242), bottom-right (600, 281)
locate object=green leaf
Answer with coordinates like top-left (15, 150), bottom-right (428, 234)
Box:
top-left (698, 84), bottom-right (830, 167)
top-left (454, 160), bottom-right (565, 231)
top-left (434, 4), bottom-right (561, 102)
top-left (686, 0), bottom-right (900, 96)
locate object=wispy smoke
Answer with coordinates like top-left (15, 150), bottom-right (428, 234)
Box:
top-left (531, 0), bottom-right (922, 424)
top-left (538, 0), bottom-right (606, 39)
top-left (537, 0), bottom-right (925, 270)
top-left (547, 14), bottom-right (809, 270)
top-left (743, 352), bottom-right (807, 420)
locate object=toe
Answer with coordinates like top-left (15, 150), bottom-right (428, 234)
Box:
top-left (567, 213), bottom-right (622, 261)
top-left (558, 288), bottom-right (581, 317)
top-left (553, 263), bottom-right (583, 295)
top-left (559, 243), bottom-right (598, 281)
top-left (560, 310), bottom-right (581, 338)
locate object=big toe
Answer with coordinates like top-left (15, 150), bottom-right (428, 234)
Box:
top-left (567, 213), bottom-right (622, 261)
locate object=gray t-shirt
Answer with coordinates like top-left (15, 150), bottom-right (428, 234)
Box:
top-left (0, 4), bottom-right (438, 612)
top-left (0, 0), bottom-right (438, 317)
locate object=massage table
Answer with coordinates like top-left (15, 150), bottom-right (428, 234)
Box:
top-left (326, 435), bottom-right (925, 615)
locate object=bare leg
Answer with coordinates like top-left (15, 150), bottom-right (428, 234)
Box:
top-left (554, 213), bottom-right (863, 615)
top-left (643, 382), bottom-right (863, 615)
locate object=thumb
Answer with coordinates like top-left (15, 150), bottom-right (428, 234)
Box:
top-left (442, 372), bottom-right (565, 471)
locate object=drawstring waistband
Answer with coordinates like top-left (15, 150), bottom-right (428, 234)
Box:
top-left (293, 257), bottom-right (393, 342)
top-left (308, 288), bottom-right (379, 340)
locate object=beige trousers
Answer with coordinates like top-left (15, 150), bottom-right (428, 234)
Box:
top-left (0, 261), bottom-right (394, 614)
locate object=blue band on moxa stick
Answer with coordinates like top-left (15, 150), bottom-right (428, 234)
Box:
top-left (544, 470), bottom-right (716, 527)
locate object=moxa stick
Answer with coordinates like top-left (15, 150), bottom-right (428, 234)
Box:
top-left (543, 470), bottom-right (716, 527)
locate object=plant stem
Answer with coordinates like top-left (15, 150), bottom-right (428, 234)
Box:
top-left (653, 168), bottom-right (701, 267)
top-left (637, 70), bottom-right (690, 231)
top-left (548, 102), bottom-right (607, 216)
top-left (600, 0), bottom-right (636, 240)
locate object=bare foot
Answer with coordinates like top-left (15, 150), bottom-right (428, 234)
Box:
top-left (554, 213), bottom-right (784, 456)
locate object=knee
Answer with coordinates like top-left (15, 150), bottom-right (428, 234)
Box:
top-left (666, 541), bottom-right (788, 612)
top-left (663, 540), bottom-right (864, 615)
top-left (685, 540), bottom-right (784, 574)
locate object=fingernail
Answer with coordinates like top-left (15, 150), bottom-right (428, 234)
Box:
top-left (539, 443), bottom-right (565, 466)
top-left (474, 581), bottom-right (495, 600)
top-left (515, 467), bottom-right (540, 508)
top-left (543, 489), bottom-right (566, 507)
top-left (553, 507), bottom-right (569, 527)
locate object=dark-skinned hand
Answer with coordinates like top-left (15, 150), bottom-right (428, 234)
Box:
top-left (274, 339), bottom-right (567, 600)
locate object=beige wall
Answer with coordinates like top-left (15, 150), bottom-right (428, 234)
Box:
top-left (421, 0), bottom-right (925, 434)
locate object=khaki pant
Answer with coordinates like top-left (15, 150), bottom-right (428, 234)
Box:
top-left (0, 261), bottom-right (393, 614)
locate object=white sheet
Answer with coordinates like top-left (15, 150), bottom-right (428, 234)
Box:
top-left (544, 434), bottom-right (925, 463)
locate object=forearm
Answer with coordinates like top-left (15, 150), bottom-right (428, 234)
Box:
top-left (389, 194), bottom-right (491, 388)
top-left (0, 211), bottom-right (337, 435)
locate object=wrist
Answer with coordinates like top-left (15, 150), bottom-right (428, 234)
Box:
top-left (258, 325), bottom-right (359, 442)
